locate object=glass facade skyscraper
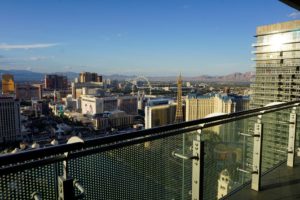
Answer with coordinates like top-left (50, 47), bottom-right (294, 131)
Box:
top-left (250, 20), bottom-right (300, 170)
top-left (252, 20), bottom-right (300, 106)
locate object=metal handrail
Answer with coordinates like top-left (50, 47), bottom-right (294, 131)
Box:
top-left (0, 100), bottom-right (299, 174)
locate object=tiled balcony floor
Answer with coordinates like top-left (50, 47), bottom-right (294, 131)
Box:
top-left (227, 158), bottom-right (300, 200)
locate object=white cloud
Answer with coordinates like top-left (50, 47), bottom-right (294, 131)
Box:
top-left (0, 43), bottom-right (60, 50)
top-left (288, 12), bottom-right (300, 18)
top-left (64, 66), bottom-right (73, 70)
top-left (29, 56), bottom-right (53, 61)
top-left (0, 56), bottom-right (52, 62)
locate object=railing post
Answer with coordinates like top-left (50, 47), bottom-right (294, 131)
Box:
top-left (287, 106), bottom-right (297, 167)
top-left (192, 130), bottom-right (204, 200)
top-left (58, 175), bottom-right (75, 200)
top-left (251, 114), bottom-right (263, 191)
top-left (58, 136), bottom-right (85, 200)
top-left (58, 156), bottom-right (75, 200)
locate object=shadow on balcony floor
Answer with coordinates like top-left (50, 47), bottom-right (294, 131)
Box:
top-left (227, 158), bottom-right (300, 200)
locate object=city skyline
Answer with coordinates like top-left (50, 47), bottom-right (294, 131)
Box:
top-left (0, 0), bottom-right (299, 76)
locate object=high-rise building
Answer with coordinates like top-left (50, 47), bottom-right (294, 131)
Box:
top-left (251, 20), bottom-right (300, 106)
top-left (71, 82), bottom-right (104, 99)
top-left (250, 20), bottom-right (300, 170)
top-left (81, 96), bottom-right (118, 115)
top-left (185, 93), bottom-right (249, 121)
top-left (117, 96), bottom-right (138, 115)
top-left (0, 97), bottom-right (21, 143)
top-left (45, 74), bottom-right (68, 90)
top-left (15, 84), bottom-right (43, 100)
top-left (145, 104), bottom-right (176, 129)
top-left (79, 72), bottom-right (102, 83)
top-left (2, 74), bottom-right (15, 94)
top-left (103, 97), bottom-right (118, 112)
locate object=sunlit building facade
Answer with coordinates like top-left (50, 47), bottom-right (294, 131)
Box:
top-left (2, 74), bottom-right (15, 94)
top-left (250, 20), bottom-right (300, 170)
top-left (145, 104), bottom-right (176, 129)
top-left (251, 20), bottom-right (300, 106)
top-left (15, 84), bottom-right (43, 100)
top-left (81, 96), bottom-right (118, 115)
top-left (185, 93), bottom-right (249, 121)
top-left (79, 72), bottom-right (102, 83)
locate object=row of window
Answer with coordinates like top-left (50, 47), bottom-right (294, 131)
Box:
top-left (257, 31), bottom-right (300, 44)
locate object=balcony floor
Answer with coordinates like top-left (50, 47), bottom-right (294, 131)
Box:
top-left (227, 158), bottom-right (300, 200)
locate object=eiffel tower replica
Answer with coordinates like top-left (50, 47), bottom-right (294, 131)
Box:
top-left (174, 73), bottom-right (183, 123)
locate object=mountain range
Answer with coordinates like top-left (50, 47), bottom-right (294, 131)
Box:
top-left (0, 69), bottom-right (255, 83)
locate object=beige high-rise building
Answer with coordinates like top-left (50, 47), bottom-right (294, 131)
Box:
top-left (117, 96), bottom-right (138, 115)
top-left (15, 84), bottom-right (43, 100)
top-left (2, 74), bottom-right (15, 94)
top-left (79, 72), bottom-right (102, 83)
top-left (186, 93), bottom-right (249, 121)
top-left (145, 104), bottom-right (176, 129)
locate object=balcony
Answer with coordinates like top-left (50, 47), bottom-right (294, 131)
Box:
top-left (253, 55), bottom-right (300, 61)
top-left (252, 39), bottom-right (300, 47)
top-left (1, 101), bottom-right (300, 200)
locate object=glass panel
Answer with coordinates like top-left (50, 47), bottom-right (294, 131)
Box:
top-left (0, 163), bottom-right (60, 200)
top-left (202, 117), bottom-right (254, 200)
top-left (261, 108), bottom-right (291, 172)
top-left (68, 132), bottom-right (195, 200)
top-left (1, 107), bottom-right (298, 199)
top-left (296, 107), bottom-right (300, 153)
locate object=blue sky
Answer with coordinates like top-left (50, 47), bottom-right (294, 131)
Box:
top-left (0, 0), bottom-right (299, 76)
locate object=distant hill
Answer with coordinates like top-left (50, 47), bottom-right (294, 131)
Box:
top-left (0, 70), bottom-right (45, 82)
top-left (0, 70), bottom-right (79, 82)
top-left (147, 72), bottom-right (255, 82)
top-left (103, 74), bottom-right (135, 80)
top-left (54, 71), bottom-right (79, 81)
top-left (105, 72), bottom-right (255, 82)
top-left (187, 72), bottom-right (255, 82)
top-left (0, 70), bottom-right (255, 83)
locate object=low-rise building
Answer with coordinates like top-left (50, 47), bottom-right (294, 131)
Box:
top-left (15, 84), bottom-right (42, 100)
top-left (93, 110), bottom-right (134, 130)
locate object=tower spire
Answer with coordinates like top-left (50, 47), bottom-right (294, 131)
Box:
top-left (175, 73), bottom-right (183, 123)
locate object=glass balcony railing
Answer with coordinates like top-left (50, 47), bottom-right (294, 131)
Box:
top-left (252, 48), bottom-right (300, 54)
top-left (256, 63), bottom-right (300, 67)
top-left (252, 39), bottom-right (300, 47)
top-left (0, 101), bottom-right (300, 200)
